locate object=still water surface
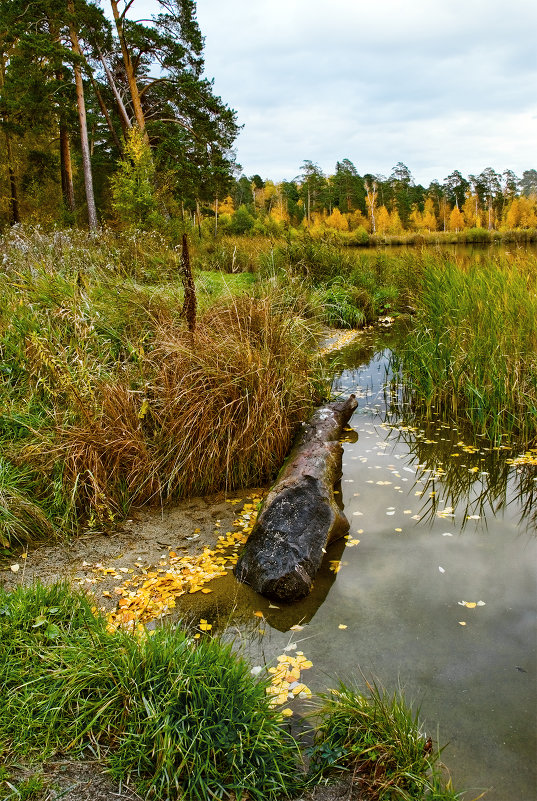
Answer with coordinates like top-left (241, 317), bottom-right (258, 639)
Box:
top-left (179, 330), bottom-right (537, 800)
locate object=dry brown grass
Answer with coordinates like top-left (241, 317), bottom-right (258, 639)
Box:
top-left (55, 292), bottom-right (325, 523)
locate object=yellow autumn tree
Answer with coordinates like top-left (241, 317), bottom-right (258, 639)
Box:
top-left (326, 207), bottom-right (349, 231)
top-left (387, 208), bottom-right (404, 234)
top-left (448, 205), bottom-right (465, 232)
top-left (375, 205), bottom-right (390, 234)
top-left (348, 209), bottom-right (370, 231)
top-left (218, 195), bottom-right (235, 215)
top-left (504, 196), bottom-right (537, 228)
top-left (422, 197), bottom-right (437, 231)
top-left (462, 192), bottom-right (481, 228)
top-left (409, 204), bottom-right (424, 231)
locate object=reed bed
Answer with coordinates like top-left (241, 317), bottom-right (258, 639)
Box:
top-left (395, 252), bottom-right (537, 445)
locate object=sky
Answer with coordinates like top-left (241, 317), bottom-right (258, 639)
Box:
top-left (141, 0), bottom-right (537, 186)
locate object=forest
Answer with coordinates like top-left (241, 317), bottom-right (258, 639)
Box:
top-left (0, 0), bottom-right (536, 237)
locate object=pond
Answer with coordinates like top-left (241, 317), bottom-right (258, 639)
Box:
top-left (173, 328), bottom-right (537, 801)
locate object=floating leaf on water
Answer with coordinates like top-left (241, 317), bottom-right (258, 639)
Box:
top-left (290, 624), bottom-right (304, 631)
top-left (438, 566), bottom-right (445, 573)
top-left (268, 603), bottom-right (279, 609)
top-left (442, 532), bottom-right (453, 537)
top-left (338, 624), bottom-right (348, 630)
top-left (459, 621), bottom-right (467, 626)
top-left (253, 611), bottom-right (264, 618)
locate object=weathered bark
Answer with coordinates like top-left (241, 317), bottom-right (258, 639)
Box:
top-left (234, 395), bottom-right (358, 601)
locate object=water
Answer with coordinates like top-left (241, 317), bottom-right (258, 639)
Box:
top-left (175, 330), bottom-right (537, 800)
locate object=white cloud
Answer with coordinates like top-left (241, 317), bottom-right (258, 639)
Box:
top-left (136, 0), bottom-right (537, 183)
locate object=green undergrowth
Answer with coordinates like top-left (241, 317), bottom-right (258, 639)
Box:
top-left (394, 252), bottom-right (537, 445)
top-left (0, 583), bottom-right (464, 801)
top-left (0, 582), bottom-right (303, 801)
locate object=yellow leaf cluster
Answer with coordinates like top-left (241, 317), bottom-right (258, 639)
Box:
top-left (266, 651), bottom-right (313, 710)
top-left (104, 496), bottom-right (263, 631)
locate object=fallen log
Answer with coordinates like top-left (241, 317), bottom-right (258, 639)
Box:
top-left (234, 394), bottom-right (358, 601)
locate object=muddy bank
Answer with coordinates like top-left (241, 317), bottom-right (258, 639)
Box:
top-left (0, 488), bottom-right (265, 614)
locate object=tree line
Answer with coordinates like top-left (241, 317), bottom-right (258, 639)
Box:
top-left (222, 161), bottom-right (537, 237)
top-left (0, 0), bottom-right (239, 228)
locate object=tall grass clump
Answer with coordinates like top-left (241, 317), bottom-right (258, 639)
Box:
top-left (395, 252), bottom-right (537, 445)
top-left (0, 582), bottom-right (303, 800)
top-left (310, 681), bottom-right (461, 801)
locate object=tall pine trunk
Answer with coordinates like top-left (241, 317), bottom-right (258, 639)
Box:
top-left (68, 1), bottom-right (98, 230)
top-left (4, 130), bottom-right (20, 225)
top-left (109, 0), bottom-right (148, 141)
top-left (59, 123), bottom-right (76, 214)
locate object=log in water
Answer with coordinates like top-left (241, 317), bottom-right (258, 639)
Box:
top-left (234, 395), bottom-right (358, 600)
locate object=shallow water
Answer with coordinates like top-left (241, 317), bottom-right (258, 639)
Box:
top-left (176, 330), bottom-right (537, 800)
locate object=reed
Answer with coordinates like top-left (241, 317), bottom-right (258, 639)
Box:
top-left (395, 252), bottom-right (537, 445)
top-left (310, 680), bottom-right (462, 800)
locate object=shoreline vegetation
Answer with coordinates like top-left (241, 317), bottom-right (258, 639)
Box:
top-left (1, 224), bottom-right (534, 800)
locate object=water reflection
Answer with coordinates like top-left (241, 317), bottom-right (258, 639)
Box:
top-left (333, 329), bottom-right (537, 534)
top-left (172, 325), bottom-right (537, 801)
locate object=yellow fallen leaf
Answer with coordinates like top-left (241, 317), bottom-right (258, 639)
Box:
top-left (338, 624), bottom-right (348, 630)
top-left (253, 611), bottom-right (264, 618)
top-left (459, 621), bottom-right (467, 626)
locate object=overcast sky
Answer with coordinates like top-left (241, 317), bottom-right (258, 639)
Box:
top-left (139, 0), bottom-right (537, 186)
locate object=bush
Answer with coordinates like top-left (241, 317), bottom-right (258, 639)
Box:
top-left (229, 205), bottom-right (256, 235)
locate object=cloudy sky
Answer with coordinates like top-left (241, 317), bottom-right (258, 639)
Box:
top-left (133, 0), bottom-right (536, 186)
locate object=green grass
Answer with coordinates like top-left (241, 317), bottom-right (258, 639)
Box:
top-left (0, 583), bottom-right (465, 801)
top-left (0, 582), bottom-right (303, 801)
top-left (310, 681), bottom-right (462, 800)
top-left (393, 252), bottom-right (537, 445)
